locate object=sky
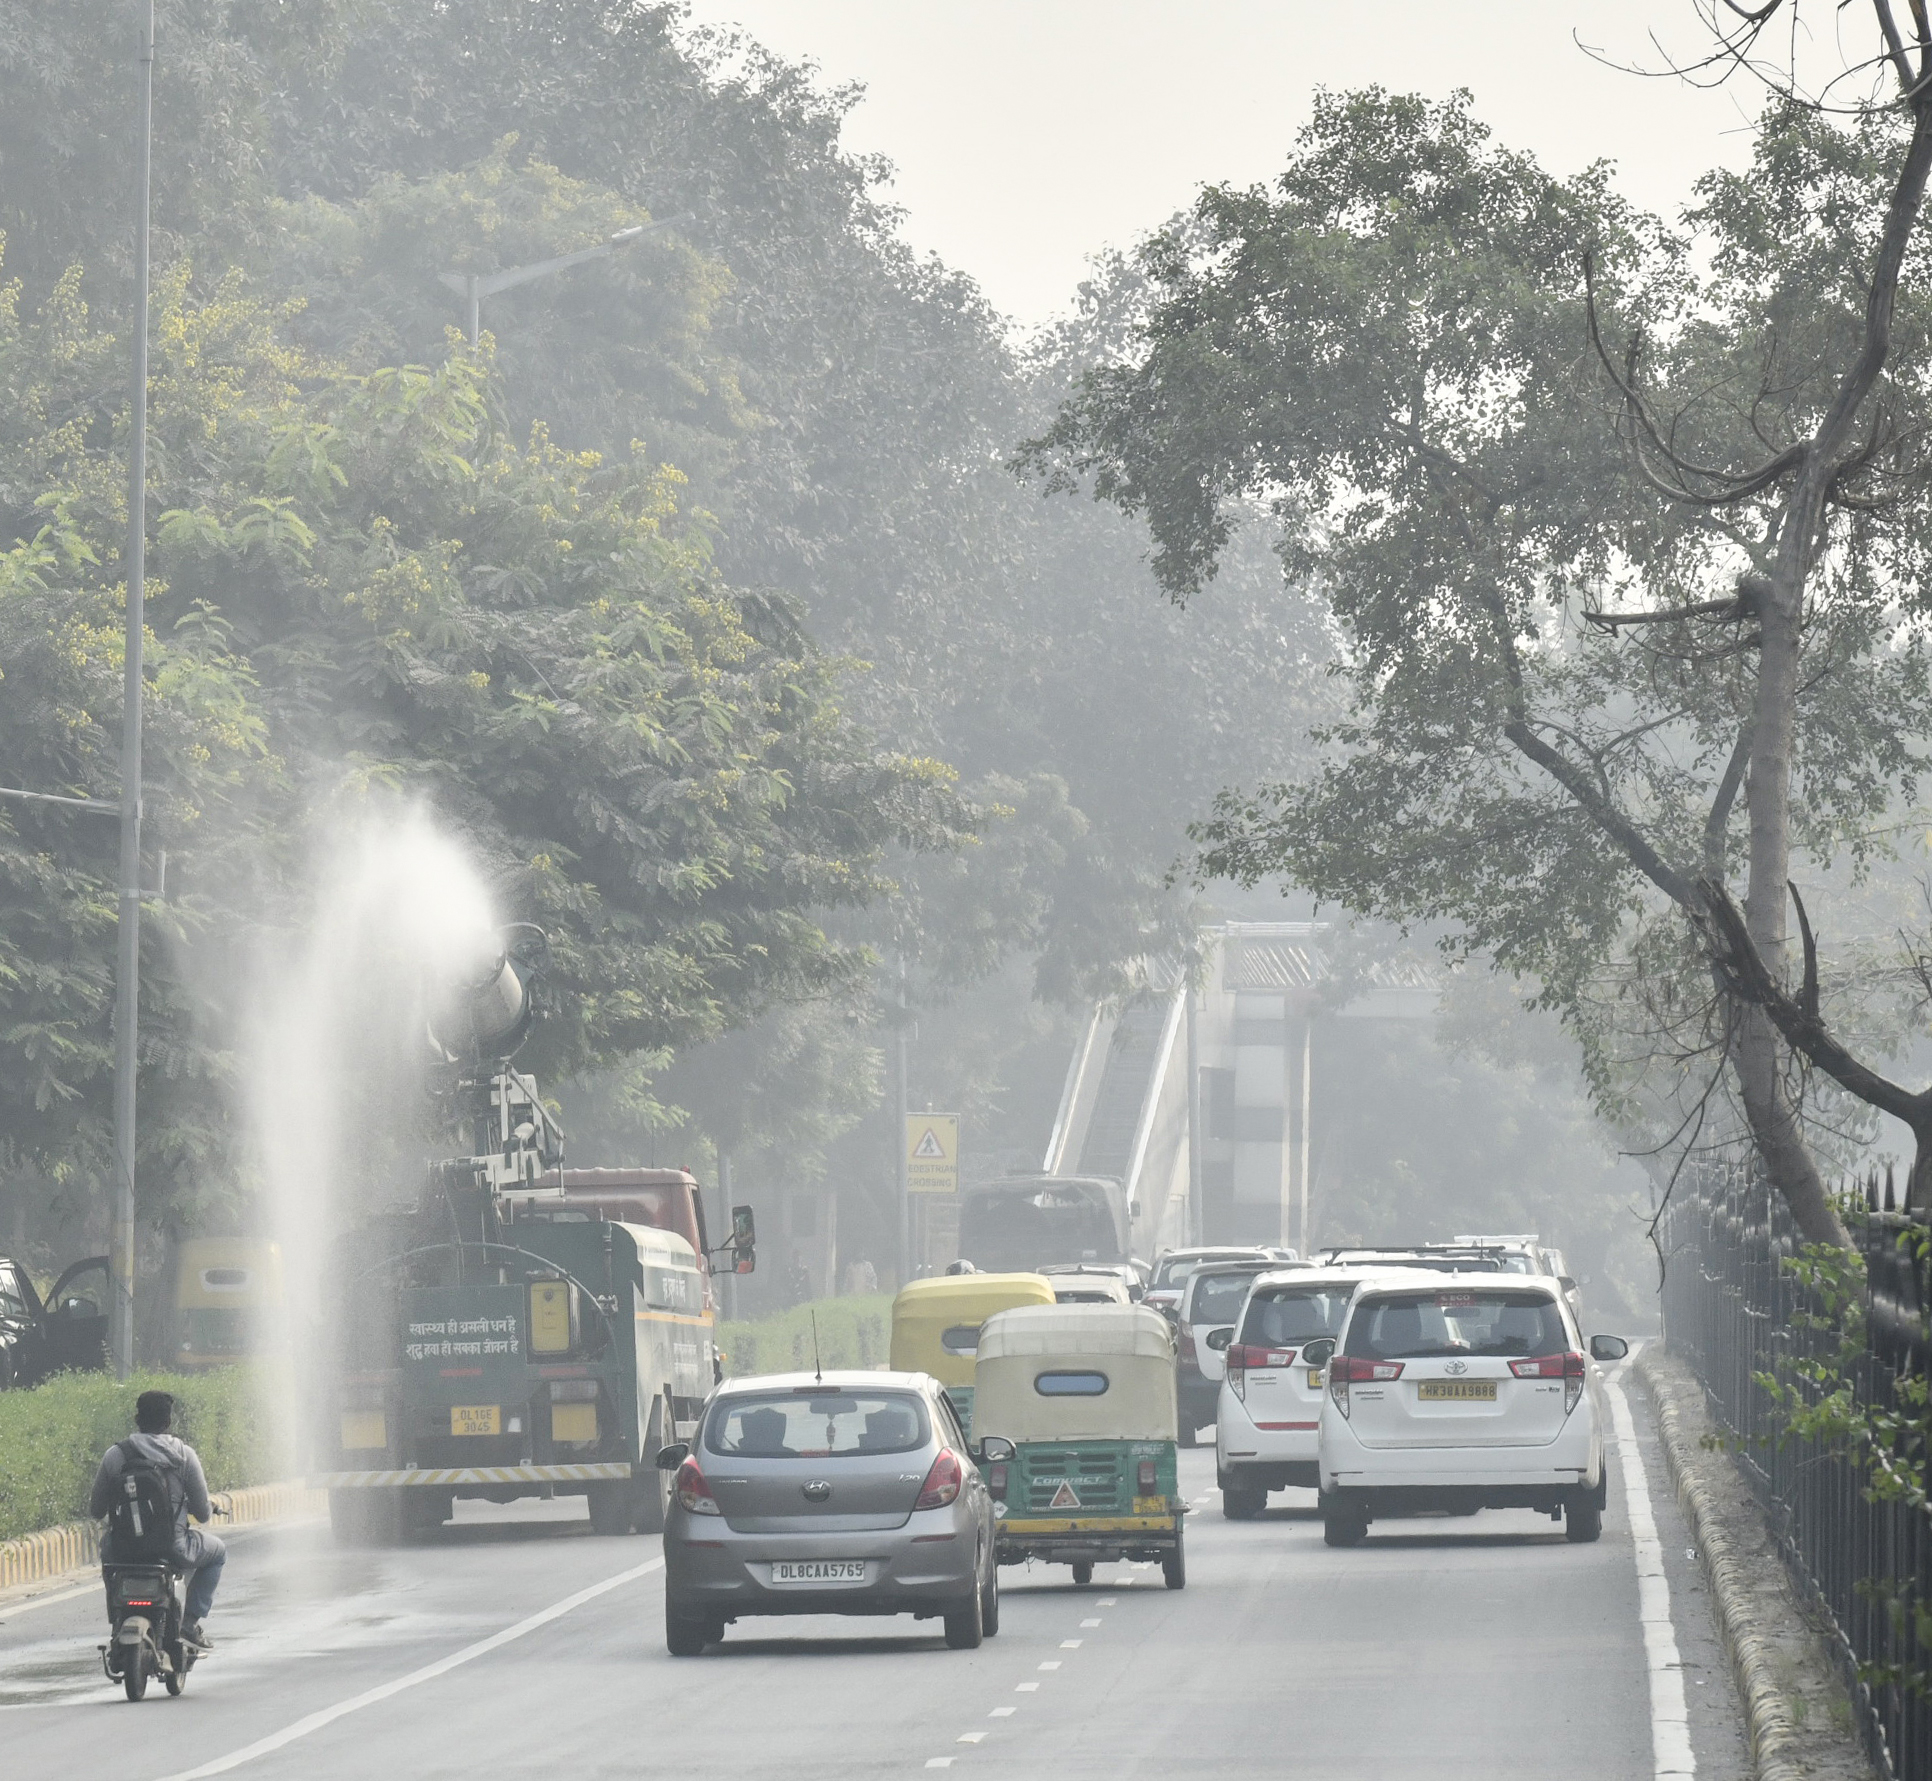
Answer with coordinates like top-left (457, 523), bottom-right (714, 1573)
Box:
top-left (674, 1), bottom-right (1785, 329)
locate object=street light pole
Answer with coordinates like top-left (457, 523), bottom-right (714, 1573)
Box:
top-left (440, 215), bottom-right (693, 347)
top-left (111, 0), bottom-right (156, 1379)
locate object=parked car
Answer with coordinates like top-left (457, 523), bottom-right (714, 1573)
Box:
top-left (1317, 1276), bottom-right (1628, 1546)
top-left (655, 1369), bottom-right (1004, 1654)
top-left (1143, 1246), bottom-right (1289, 1319)
top-left (1177, 1259), bottom-right (1305, 1443)
top-left (0, 1254), bottom-right (111, 1389)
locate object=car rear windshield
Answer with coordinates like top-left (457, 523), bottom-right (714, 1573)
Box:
top-left (1188, 1269), bottom-right (1266, 1326)
top-left (1345, 1292), bottom-right (1568, 1360)
top-left (706, 1391), bottom-right (931, 1458)
top-left (1240, 1287), bottom-right (1355, 1346)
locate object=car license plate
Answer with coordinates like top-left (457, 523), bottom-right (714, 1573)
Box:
top-left (1417, 1380), bottom-right (1496, 1401)
top-left (450, 1404), bottom-right (501, 1436)
top-left (1307, 1370), bottom-right (1323, 1391)
top-left (769, 1560), bottom-right (868, 1586)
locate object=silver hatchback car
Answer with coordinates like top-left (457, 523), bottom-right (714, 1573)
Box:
top-left (656, 1369), bottom-right (1006, 1655)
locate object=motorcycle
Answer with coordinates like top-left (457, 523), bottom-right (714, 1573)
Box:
top-left (100, 1558), bottom-right (200, 1700)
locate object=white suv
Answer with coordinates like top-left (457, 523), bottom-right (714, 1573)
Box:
top-left (1317, 1277), bottom-right (1627, 1546)
top-left (1214, 1266), bottom-right (1434, 1517)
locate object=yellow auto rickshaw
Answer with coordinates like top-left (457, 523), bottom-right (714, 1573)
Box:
top-left (973, 1302), bottom-right (1185, 1588)
top-left (169, 1238), bottom-right (285, 1371)
top-left (889, 1272), bottom-right (1055, 1435)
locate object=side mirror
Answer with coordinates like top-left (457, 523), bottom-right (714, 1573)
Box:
top-left (1302, 1337), bottom-right (1336, 1368)
top-left (1559, 1276), bottom-right (1579, 1294)
top-left (1589, 1335), bottom-right (1629, 1363)
top-left (654, 1442), bottom-right (690, 1470)
top-left (976, 1435), bottom-right (1015, 1463)
top-left (731, 1204), bottom-right (756, 1275)
top-left (1204, 1327), bottom-right (1233, 1352)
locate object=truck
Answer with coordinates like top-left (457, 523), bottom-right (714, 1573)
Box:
top-left (956, 1173), bottom-right (1133, 1275)
top-left (314, 928), bottom-right (754, 1543)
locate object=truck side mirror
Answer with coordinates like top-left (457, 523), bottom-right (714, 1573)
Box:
top-left (731, 1203), bottom-right (756, 1274)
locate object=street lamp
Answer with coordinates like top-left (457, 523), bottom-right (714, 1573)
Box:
top-left (438, 214), bottom-right (693, 347)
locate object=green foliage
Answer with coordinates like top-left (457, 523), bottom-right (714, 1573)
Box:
top-left (716, 1292), bottom-right (892, 1379)
top-left (0, 1365), bottom-right (281, 1542)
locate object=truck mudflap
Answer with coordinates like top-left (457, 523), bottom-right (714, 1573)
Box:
top-left (314, 1463), bottom-right (633, 1488)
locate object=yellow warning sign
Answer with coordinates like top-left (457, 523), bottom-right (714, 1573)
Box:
top-left (1049, 1481), bottom-right (1081, 1509)
top-left (905, 1113), bottom-right (959, 1195)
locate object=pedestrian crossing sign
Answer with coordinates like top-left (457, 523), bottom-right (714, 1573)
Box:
top-left (905, 1113), bottom-right (959, 1194)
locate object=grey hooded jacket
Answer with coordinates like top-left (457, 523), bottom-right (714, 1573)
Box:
top-left (89, 1431), bottom-right (214, 1564)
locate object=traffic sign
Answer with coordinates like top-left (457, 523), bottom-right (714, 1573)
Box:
top-left (905, 1113), bottom-right (959, 1194)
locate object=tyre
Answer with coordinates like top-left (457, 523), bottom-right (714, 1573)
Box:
top-left (633, 1397), bottom-right (676, 1533)
top-left (1178, 1421), bottom-right (1198, 1449)
top-left (1221, 1485), bottom-right (1265, 1520)
top-left (980, 1552), bottom-right (1001, 1637)
top-left (330, 1488), bottom-right (399, 1547)
top-left (164, 1655), bottom-right (187, 1697)
top-left (1162, 1527), bottom-right (1186, 1590)
top-left (588, 1483), bottom-right (634, 1536)
top-left (665, 1601), bottom-right (716, 1656)
top-left (1322, 1500), bottom-right (1367, 1547)
top-left (124, 1648), bottom-right (149, 1701)
top-left (1069, 1560), bottom-right (1094, 1587)
top-left (400, 1489), bottom-right (451, 1541)
top-left (1566, 1490), bottom-right (1603, 1544)
top-left (1595, 1465), bottom-right (1610, 1511)
top-left (943, 1567), bottom-right (985, 1649)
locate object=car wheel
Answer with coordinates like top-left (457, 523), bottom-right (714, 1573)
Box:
top-left (1322, 1499), bottom-right (1368, 1547)
top-left (943, 1566), bottom-right (985, 1649)
top-left (1566, 1490), bottom-right (1604, 1544)
top-left (1595, 1464), bottom-right (1610, 1511)
top-left (665, 1601), bottom-right (718, 1656)
top-left (1162, 1526), bottom-right (1186, 1590)
top-left (1221, 1485), bottom-right (1265, 1520)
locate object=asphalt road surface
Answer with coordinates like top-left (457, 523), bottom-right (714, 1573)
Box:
top-left (0, 1361), bottom-right (1752, 1781)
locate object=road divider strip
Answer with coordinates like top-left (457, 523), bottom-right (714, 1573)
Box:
top-left (1606, 1363), bottom-right (1695, 1778)
top-left (150, 1555), bottom-right (664, 1781)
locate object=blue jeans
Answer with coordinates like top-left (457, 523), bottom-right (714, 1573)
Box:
top-left (181, 1529), bottom-right (225, 1622)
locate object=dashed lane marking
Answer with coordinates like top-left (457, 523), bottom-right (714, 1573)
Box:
top-left (1015, 1683), bottom-right (1039, 1692)
top-left (925, 1759), bottom-right (953, 1769)
top-left (1038, 1660), bottom-right (1060, 1670)
top-left (1059, 1639), bottom-right (1082, 1648)
top-left (1095, 1597), bottom-right (1116, 1606)
top-left (1079, 1617), bottom-right (1101, 1627)
top-left (989, 1707), bottom-right (1015, 1717)
top-left (150, 1556), bottom-right (665, 1781)
top-left (957, 1732), bottom-right (986, 1744)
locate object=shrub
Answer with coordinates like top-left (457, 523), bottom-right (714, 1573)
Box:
top-left (716, 1294), bottom-right (893, 1379)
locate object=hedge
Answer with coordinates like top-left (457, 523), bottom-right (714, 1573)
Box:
top-left (0, 1367), bottom-right (283, 1542)
top-left (716, 1294), bottom-right (892, 1379)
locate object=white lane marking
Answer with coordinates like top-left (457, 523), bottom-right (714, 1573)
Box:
top-left (957, 1731), bottom-right (986, 1743)
top-left (989, 1707), bottom-right (1015, 1717)
top-left (1037, 1660), bottom-right (1060, 1670)
top-left (1096, 1597), bottom-right (1116, 1606)
top-left (1015, 1682), bottom-right (1039, 1692)
top-left (0, 1583), bottom-right (96, 1619)
top-left (150, 1556), bottom-right (664, 1781)
top-left (1607, 1364), bottom-right (1694, 1779)
top-left (1079, 1617), bottom-right (1101, 1628)
top-left (925, 1760), bottom-right (954, 1769)
top-left (1059, 1639), bottom-right (1082, 1648)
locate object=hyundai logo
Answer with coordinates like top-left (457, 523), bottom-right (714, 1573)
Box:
top-left (1444, 1360), bottom-right (1468, 1376)
top-left (802, 1479), bottom-right (832, 1501)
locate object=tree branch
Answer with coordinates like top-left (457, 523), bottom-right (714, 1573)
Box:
top-left (1705, 721), bottom-right (1754, 879)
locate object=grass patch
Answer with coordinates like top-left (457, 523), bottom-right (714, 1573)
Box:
top-left (717, 1294), bottom-right (893, 1379)
top-left (0, 1368), bottom-right (282, 1542)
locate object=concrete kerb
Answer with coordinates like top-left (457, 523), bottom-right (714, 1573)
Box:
top-left (1637, 1343), bottom-right (1877, 1781)
top-left (0, 1479), bottom-right (326, 1593)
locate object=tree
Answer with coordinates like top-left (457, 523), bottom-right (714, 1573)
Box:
top-left (1024, 57), bottom-right (1932, 1246)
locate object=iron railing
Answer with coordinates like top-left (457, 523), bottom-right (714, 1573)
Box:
top-left (1660, 1164), bottom-right (1932, 1779)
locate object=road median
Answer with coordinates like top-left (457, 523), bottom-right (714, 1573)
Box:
top-left (1637, 1343), bottom-right (1874, 1781)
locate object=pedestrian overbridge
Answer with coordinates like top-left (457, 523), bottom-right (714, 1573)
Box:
top-left (1042, 923), bottom-right (1438, 1258)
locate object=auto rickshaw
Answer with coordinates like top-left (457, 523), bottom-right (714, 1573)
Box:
top-left (169, 1238), bottom-right (285, 1371)
top-left (888, 1272), bottom-right (1055, 1436)
top-left (973, 1302), bottom-right (1185, 1589)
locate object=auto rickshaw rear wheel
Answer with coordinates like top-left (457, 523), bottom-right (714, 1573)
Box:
top-left (1162, 1527), bottom-right (1186, 1590)
top-left (1070, 1560), bottom-right (1094, 1587)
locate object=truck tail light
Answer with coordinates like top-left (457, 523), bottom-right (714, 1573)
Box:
top-left (1137, 1459), bottom-right (1158, 1492)
top-left (986, 1462), bottom-right (1007, 1501)
top-left (674, 1457), bottom-right (722, 1516)
top-left (916, 1449), bottom-right (963, 1510)
top-left (1328, 1354), bottom-right (1402, 1418)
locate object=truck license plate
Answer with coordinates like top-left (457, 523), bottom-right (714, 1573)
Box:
top-left (450, 1405), bottom-right (501, 1436)
top-left (769, 1560), bottom-right (867, 1586)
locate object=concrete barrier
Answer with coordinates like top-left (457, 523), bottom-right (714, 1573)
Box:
top-left (0, 1479), bottom-right (326, 1594)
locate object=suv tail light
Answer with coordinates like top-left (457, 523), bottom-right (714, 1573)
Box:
top-left (1226, 1343), bottom-right (1298, 1403)
top-left (674, 1456), bottom-right (722, 1516)
top-left (1328, 1353), bottom-right (1403, 1418)
top-left (916, 1449), bottom-right (963, 1510)
top-left (1508, 1351), bottom-right (1588, 1413)
top-left (1179, 1325), bottom-right (1198, 1368)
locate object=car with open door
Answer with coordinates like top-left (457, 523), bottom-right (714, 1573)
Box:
top-left (0, 1254), bottom-right (111, 1388)
top-left (1317, 1276), bottom-right (1628, 1546)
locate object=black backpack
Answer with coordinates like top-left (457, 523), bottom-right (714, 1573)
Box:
top-left (106, 1441), bottom-right (178, 1562)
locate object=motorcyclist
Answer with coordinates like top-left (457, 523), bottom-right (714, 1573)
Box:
top-left (89, 1389), bottom-right (225, 1650)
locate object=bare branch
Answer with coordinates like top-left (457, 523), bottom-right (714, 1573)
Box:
top-left (1705, 721), bottom-right (1753, 878)
top-left (1788, 880), bottom-right (1820, 1021)
top-left (1583, 595), bottom-right (1749, 629)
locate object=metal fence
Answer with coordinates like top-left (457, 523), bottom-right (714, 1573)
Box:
top-left (1660, 1165), bottom-right (1932, 1780)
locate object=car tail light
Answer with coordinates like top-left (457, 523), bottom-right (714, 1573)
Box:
top-left (1137, 1459), bottom-right (1158, 1492)
top-left (674, 1456), bottom-right (722, 1516)
top-left (916, 1448), bottom-right (963, 1510)
top-left (1179, 1326), bottom-right (1198, 1368)
top-left (1225, 1343), bottom-right (1298, 1403)
top-left (1508, 1351), bottom-right (1587, 1412)
top-left (985, 1462), bottom-right (1007, 1502)
top-left (1328, 1354), bottom-right (1403, 1418)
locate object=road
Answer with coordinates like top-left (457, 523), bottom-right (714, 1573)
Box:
top-left (0, 1362), bottom-right (1752, 1781)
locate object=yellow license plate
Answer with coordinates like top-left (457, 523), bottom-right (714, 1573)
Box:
top-left (1308, 1371), bottom-right (1323, 1391)
top-left (1417, 1380), bottom-right (1496, 1401)
top-left (450, 1404), bottom-right (501, 1436)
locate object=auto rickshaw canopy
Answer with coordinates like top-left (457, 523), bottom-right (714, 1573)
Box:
top-left (973, 1303), bottom-right (1178, 1443)
top-left (888, 1273), bottom-right (1056, 1389)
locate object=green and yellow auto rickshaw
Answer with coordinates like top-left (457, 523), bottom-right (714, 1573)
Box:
top-left (888, 1272), bottom-right (1056, 1437)
top-left (973, 1302), bottom-right (1185, 1589)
